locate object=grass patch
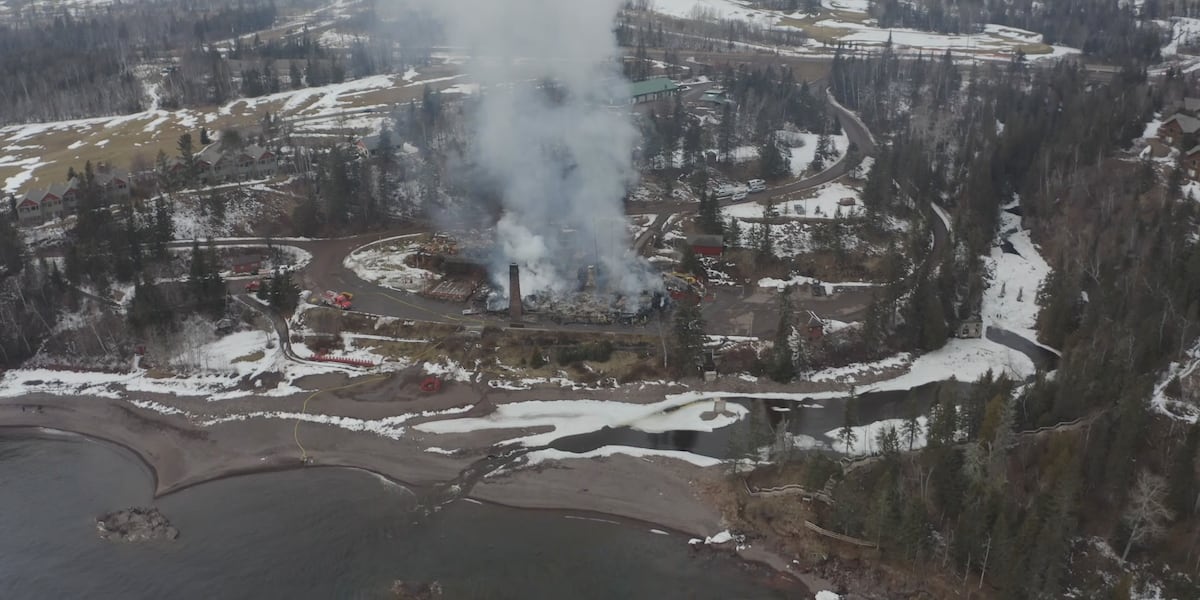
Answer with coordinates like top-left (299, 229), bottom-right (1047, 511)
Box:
top-left (0, 68), bottom-right (462, 197)
top-left (778, 8), bottom-right (869, 45)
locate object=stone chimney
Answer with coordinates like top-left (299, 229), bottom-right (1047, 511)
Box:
top-left (509, 263), bottom-right (522, 321)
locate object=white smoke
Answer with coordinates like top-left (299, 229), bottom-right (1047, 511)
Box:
top-left (431, 0), bottom-right (661, 299)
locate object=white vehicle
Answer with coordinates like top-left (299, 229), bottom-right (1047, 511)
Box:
top-left (713, 186), bottom-right (735, 201)
top-left (732, 190), bottom-right (748, 201)
top-left (462, 308), bottom-right (481, 316)
top-left (747, 179), bottom-right (766, 192)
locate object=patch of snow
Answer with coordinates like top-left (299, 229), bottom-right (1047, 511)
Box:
top-left (342, 235), bottom-right (436, 293)
top-left (1149, 339), bottom-right (1200, 424)
top-left (981, 206), bottom-right (1051, 344)
top-left (724, 181), bottom-right (863, 221)
top-left (415, 397), bottom-right (748, 446)
top-left (859, 337), bottom-right (1036, 393)
top-left (519, 445), bottom-right (723, 468)
top-left (758, 274), bottom-right (878, 295)
top-left (824, 416), bottom-right (928, 455)
top-left (785, 131), bottom-right (849, 176)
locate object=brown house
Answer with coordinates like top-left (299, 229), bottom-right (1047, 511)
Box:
top-left (805, 311), bottom-right (825, 341)
top-left (1158, 113), bottom-right (1200, 147)
top-left (1185, 146), bottom-right (1200, 180)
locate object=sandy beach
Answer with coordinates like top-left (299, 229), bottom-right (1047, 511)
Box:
top-left (1, 375), bottom-right (732, 538)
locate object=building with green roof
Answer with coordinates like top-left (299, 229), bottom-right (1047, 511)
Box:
top-left (629, 77), bottom-right (679, 104)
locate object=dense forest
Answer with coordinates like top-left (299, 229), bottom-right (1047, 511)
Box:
top-left (0, 0), bottom-right (440, 124)
top-left (787, 46), bottom-right (1200, 597)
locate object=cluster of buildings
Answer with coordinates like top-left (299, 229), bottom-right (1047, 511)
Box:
top-left (1156, 97), bottom-right (1200, 178)
top-left (9, 139), bottom-right (283, 227)
top-left (12, 165), bottom-right (131, 226)
top-left (170, 142), bottom-right (280, 184)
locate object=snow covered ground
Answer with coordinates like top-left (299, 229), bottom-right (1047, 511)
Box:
top-left (415, 396), bottom-right (748, 446)
top-left (342, 235), bottom-right (437, 293)
top-left (1149, 340), bottom-right (1200, 424)
top-left (519, 445), bottom-right (722, 468)
top-left (0, 323), bottom-right (349, 402)
top-left (860, 337), bottom-right (1036, 393)
top-left (981, 203), bottom-right (1051, 344)
top-left (1159, 17), bottom-right (1200, 56)
top-left (781, 131), bottom-right (849, 176)
top-left (644, 0), bottom-right (1077, 58)
top-left (823, 416), bottom-right (928, 455)
top-left (722, 181), bottom-right (863, 221)
top-left (758, 273), bottom-right (878, 295)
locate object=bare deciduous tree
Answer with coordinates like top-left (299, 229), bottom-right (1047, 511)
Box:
top-left (1121, 470), bottom-right (1174, 561)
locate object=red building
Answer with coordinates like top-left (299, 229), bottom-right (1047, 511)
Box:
top-left (687, 234), bottom-right (724, 257)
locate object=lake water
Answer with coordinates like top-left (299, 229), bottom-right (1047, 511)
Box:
top-left (0, 430), bottom-right (796, 599)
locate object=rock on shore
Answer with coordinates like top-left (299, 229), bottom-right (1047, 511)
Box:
top-left (96, 507), bottom-right (179, 542)
top-left (391, 580), bottom-right (442, 599)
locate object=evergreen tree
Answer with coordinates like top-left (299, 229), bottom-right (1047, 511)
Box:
top-left (838, 395), bottom-right (860, 454)
top-left (718, 103), bottom-right (735, 162)
top-left (810, 131), bottom-right (833, 172)
top-left (901, 395), bottom-right (921, 451)
top-left (289, 61), bottom-right (304, 89)
top-left (759, 133), bottom-right (789, 179)
top-left (153, 196), bottom-right (173, 258)
top-left (177, 133), bottom-right (198, 186)
top-left (669, 300), bottom-right (706, 378)
top-left (769, 287), bottom-right (796, 382)
top-left (0, 214), bottom-right (23, 275)
top-left (698, 191), bottom-right (723, 236)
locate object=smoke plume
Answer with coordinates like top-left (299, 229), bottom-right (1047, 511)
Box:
top-left (432, 0), bottom-right (659, 299)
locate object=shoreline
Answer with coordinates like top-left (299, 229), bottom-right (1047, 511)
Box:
top-left (0, 398), bottom-right (830, 594)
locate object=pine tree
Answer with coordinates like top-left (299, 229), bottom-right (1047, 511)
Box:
top-left (901, 395), bottom-right (921, 451)
top-left (759, 133), bottom-right (789, 179)
top-left (726, 217), bottom-right (742, 247)
top-left (669, 300), bottom-right (706, 378)
top-left (177, 133), bottom-right (198, 186)
top-left (810, 131), bottom-right (833, 172)
top-left (769, 287), bottom-right (796, 382)
top-left (679, 246), bottom-right (702, 278)
top-left (698, 191), bottom-right (723, 235)
top-left (718, 103), bottom-right (735, 162)
top-left (153, 196), bottom-right (174, 258)
top-left (289, 61), bottom-right (304, 89)
top-left (838, 395), bottom-right (860, 454)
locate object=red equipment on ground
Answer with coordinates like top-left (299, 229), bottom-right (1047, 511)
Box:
top-left (420, 376), bottom-right (442, 393)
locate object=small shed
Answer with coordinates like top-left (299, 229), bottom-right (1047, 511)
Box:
top-left (688, 234), bottom-right (724, 257)
top-left (230, 254), bottom-right (262, 275)
top-left (955, 317), bottom-right (983, 339)
top-left (805, 311), bottom-right (825, 341)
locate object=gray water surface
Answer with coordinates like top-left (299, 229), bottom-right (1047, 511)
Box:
top-left (0, 431), bottom-right (795, 600)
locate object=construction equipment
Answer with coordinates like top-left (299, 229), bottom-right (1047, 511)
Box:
top-left (664, 272), bottom-right (706, 301)
top-left (420, 376), bottom-right (443, 393)
top-left (320, 290), bottom-right (354, 310)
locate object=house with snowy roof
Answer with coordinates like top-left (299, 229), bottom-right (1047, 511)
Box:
top-left (14, 165), bottom-right (130, 226)
top-left (174, 142), bottom-right (279, 184)
top-left (1158, 113), bottom-right (1200, 147)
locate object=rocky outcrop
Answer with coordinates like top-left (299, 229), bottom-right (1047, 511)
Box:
top-left (96, 507), bottom-right (179, 542)
top-left (391, 580), bottom-right (443, 599)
